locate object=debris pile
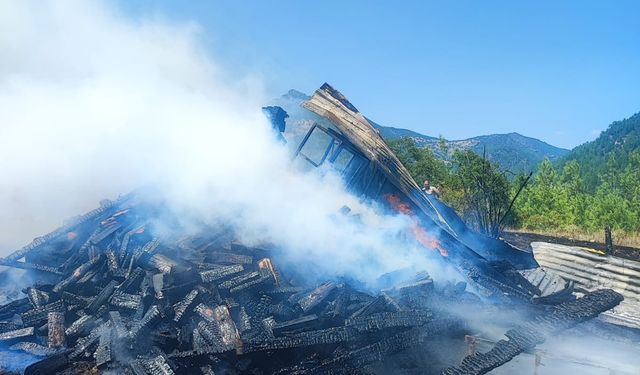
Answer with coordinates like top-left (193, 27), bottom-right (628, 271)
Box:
top-left (0, 194), bottom-right (624, 375)
top-left (0, 83), bottom-right (628, 374)
top-left (0, 196), bottom-right (462, 374)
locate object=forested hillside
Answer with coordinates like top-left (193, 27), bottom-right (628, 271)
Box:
top-left (374, 123), bottom-right (568, 173)
top-left (389, 132), bottom-right (640, 242)
top-left (559, 112), bottom-right (640, 192)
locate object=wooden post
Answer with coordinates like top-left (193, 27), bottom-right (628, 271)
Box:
top-left (605, 224), bottom-right (614, 254)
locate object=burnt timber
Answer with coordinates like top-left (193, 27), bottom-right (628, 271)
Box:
top-left (0, 83), bottom-right (627, 374)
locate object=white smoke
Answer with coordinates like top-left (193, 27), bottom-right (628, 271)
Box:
top-left (2, 4), bottom-right (637, 374)
top-left (0, 0), bottom-right (448, 286)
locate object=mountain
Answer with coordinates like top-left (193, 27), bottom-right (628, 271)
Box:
top-left (560, 112), bottom-right (640, 191)
top-left (367, 118), bottom-right (438, 142)
top-left (271, 89), bottom-right (570, 173)
top-left (371, 122), bottom-right (569, 173)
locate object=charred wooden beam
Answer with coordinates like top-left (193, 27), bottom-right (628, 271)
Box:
top-left (26, 287), bottom-right (51, 308)
top-left (272, 314), bottom-right (319, 336)
top-left (266, 302), bottom-right (297, 320)
top-left (345, 311), bottom-right (433, 332)
top-left (105, 248), bottom-right (119, 273)
top-left (218, 271), bottom-right (261, 291)
top-left (111, 289), bottom-right (142, 310)
top-left (119, 267), bottom-right (145, 293)
top-left (92, 222), bottom-right (122, 245)
top-left (137, 355), bottom-right (175, 375)
top-left (244, 326), bottom-right (355, 352)
top-left (0, 321), bottom-right (21, 333)
top-left (65, 314), bottom-right (93, 337)
top-left (0, 259), bottom-right (63, 275)
top-left (0, 297), bottom-right (31, 320)
top-left (53, 256), bottom-right (102, 293)
top-left (236, 306), bottom-right (252, 333)
top-left (173, 289), bottom-right (199, 322)
top-left (62, 291), bottom-right (90, 308)
top-left (196, 320), bottom-right (226, 352)
top-left (69, 322), bottom-right (104, 359)
top-left (206, 252), bottom-right (253, 265)
top-left (20, 300), bottom-right (64, 326)
top-left (87, 279), bottom-right (118, 313)
top-left (297, 281), bottom-right (337, 313)
top-left (130, 305), bottom-right (161, 339)
top-left (109, 310), bottom-right (127, 339)
top-left (199, 265), bottom-right (244, 283)
top-left (265, 286), bottom-right (305, 295)
top-left (143, 254), bottom-right (177, 274)
top-left (229, 274), bottom-right (272, 294)
top-left (348, 294), bottom-right (399, 320)
top-left (0, 326), bottom-right (34, 343)
top-left (47, 311), bottom-right (66, 348)
top-left (94, 328), bottom-right (112, 367)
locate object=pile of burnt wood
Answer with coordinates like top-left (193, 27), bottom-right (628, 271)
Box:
top-left (0, 195), bottom-right (624, 375)
top-left (0, 195), bottom-right (464, 375)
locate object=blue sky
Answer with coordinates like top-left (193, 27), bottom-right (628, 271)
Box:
top-left (120, 1), bottom-right (640, 149)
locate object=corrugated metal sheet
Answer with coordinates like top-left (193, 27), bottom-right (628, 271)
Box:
top-left (532, 241), bottom-right (640, 329)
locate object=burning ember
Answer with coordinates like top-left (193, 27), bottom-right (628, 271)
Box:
top-left (385, 194), bottom-right (449, 257)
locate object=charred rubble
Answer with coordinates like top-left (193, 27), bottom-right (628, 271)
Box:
top-left (0, 84), bottom-right (626, 374)
top-left (0, 192), bottom-right (624, 375)
top-left (0, 194), bottom-right (465, 375)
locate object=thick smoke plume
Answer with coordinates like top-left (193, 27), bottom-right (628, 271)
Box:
top-left (0, 1), bottom-right (448, 287)
top-left (2, 4), bottom-right (638, 374)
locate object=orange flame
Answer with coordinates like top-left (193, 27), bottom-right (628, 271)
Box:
top-left (66, 231), bottom-right (78, 241)
top-left (385, 194), bottom-right (448, 257)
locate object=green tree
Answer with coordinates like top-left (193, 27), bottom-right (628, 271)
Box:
top-left (449, 149), bottom-right (512, 237)
top-left (389, 136), bottom-right (640, 239)
top-left (582, 151), bottom-right (640, 231)
top-left (515, 158), bottom-right (576, 230)
top-left (387, 137), bottom-right (421, 167)
top-left (388, 137), bottom-right (450, 191)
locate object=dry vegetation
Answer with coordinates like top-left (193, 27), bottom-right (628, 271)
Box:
top-left (508, 227), bottom-right (640, 249)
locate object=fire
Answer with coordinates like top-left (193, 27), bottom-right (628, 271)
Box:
top-left (385, 194), bottom-right (448, 257)
top-left (258, 258), bottom-right (281, 285)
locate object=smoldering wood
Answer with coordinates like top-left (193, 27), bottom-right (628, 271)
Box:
top-left (199, 265), bottom-right (244, 283)
top-left (20, 300), bottom-right (65, 326)
top-left (111, 290), bottom-right (143, 310)
top-left (26, 287), bottom-right (50, 308)
top-left (0, 326), bottom-right (34, 342)
top-left (0, 186), bottom-right (624, 375)
top-left (47, 311), bottom-right (66, 348)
